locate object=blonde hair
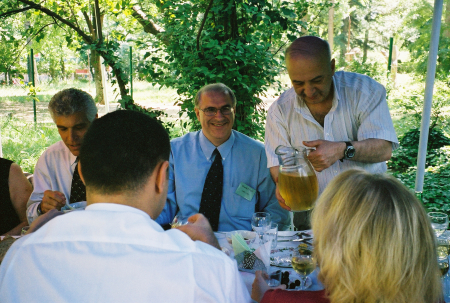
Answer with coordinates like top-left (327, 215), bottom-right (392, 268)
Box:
top-left (311, 169), bottom-right (442, 303)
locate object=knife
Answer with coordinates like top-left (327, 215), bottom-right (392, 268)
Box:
top-left (278, 238), bottom-right (312, 243)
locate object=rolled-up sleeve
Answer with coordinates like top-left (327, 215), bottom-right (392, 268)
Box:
top-left (257, 148), bottom-right (290, 231)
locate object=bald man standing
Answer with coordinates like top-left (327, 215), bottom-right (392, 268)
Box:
top-left (265, 36), bottom-right (398, 229)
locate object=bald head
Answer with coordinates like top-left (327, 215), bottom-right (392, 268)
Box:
top-left (285, 36), bottom-right (331, 63)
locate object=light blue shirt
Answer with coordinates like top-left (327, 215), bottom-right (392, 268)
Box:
top-left (156, 130), bottom-right (290, 231)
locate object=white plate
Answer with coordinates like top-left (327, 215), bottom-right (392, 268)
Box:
top-left (226, 230), bottom-right (257, 245)
top-left (63, 201), bottom-right (87, 213)
top-left (270, 246), bottom-right (297, 268)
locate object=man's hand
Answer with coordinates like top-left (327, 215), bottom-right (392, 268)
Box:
top-left (269, 167), bottom-right (291, 211)
top-left (303, 140), bottom-right (345, 172)
top-left (275, 180), bottom-right (291, 211)
top-left (41, 190), bottom-right (66, 213)
top-left (176, 214), bottom-right (221, 250)
top-left (251, 270), bottom-right (286, 302)
top-left (27, 209), bottom-right (64, 234)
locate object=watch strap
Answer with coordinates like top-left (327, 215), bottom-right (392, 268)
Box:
top-left (340, 141), bottom-right (354, 162)
top-left (37, 202), bottom-right (43, 216)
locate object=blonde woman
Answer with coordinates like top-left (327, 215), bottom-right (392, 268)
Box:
top-left (252, 169), bottom-right (442, 303)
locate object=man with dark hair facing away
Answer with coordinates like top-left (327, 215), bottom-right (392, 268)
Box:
top-left (0, 110), bottom-right (251, 302)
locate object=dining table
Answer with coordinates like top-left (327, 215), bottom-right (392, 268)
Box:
top-left (214, 230), bottom-right (325, 297)
top-left (215, 230), bottom-right (450, 303)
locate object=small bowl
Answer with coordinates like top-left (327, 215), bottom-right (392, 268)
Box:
top-left (63, 201), bottom-right (87, 213)
top-left (226, 230), bottom-right (257, 245)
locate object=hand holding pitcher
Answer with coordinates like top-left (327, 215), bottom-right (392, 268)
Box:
top-left (275, 146), bottom-right (319, 212)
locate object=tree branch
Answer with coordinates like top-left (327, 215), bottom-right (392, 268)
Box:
top-left (82, 11), bottom-right (94, 34)
top-left (0, 6), bottom-right (33, 18)
top-left (196, 0), bottom-right (215, 51)
top-left (12, 22), bottom-right (56, 65)
top-left (132, 5), bottom-right (169, 45)
top-left (63, 0), bottom-right (81, 30)
top-left (15, 0), bottom-right (92, 44)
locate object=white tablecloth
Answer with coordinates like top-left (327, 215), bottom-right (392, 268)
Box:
top-left (215, 232), bottom-right (324, 296)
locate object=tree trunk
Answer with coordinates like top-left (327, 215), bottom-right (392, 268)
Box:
top-left (60, 57), bottom-right (65, 81)
top-left (328, 0), bottom-right (334, 51)
top-left (86, 8), bottom-right (105, 104)
top-left (91, 49), bottom-right (104, 104)
top-left (363, 29), bottom-right (369, 63)
top-left (444, 0), bottom-right (450, 38)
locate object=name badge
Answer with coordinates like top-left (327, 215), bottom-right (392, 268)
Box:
top-left (235, 183), bottom-right (256, 201)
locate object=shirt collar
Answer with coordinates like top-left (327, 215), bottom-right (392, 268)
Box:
top-left (86, 203), bottom-right (151, 218)
top-left (67, 147), bottom-right (78, 166)
top-left (199, 130), bottom-right (235, 161)
top-left (85, 203), bottom-right (164, 231)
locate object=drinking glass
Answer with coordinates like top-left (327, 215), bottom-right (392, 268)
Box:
top-left (291, 248), bottom-right (315, 290)
top-left (170, 215), bottom-right (190, 228)
top-left (428, 212), bottom-right (448, 237)
top-left (21, 226), bottom-right (30, 236)
top-left (251, 212), bottom-right (271, 244)
top-left (265, 222), bottom-right (278, 249)
top-left (266, 269), bottom-right (282, 287)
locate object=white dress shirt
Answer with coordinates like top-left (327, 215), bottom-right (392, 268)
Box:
top-left (26, 140), bottom-right (77, 223)
top-left (265, 71), bottom-right (399, 193)
top-left (0, 203), bottom-right (251, 303)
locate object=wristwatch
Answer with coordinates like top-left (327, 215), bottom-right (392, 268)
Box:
top-left (340, 141), bottom-right (355, 162)
top-left (37, 202), bottom-right (43, 216)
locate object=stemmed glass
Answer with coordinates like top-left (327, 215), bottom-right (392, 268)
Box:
top-left (428, 212), bottom-right (449, 237)
top-left (291, 247), bottom-right (315, 290)
top-left (251, 212), bottom-right (272, 245)
top-left (170, 215), bottom-right (190, 228)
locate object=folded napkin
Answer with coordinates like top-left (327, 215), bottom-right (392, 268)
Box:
top-left (232, 233), bottom-right (271, 272)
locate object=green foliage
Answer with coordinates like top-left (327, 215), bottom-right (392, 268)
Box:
top-left (1, 117), bottom-right (60, 173)
top-left (388, 128), bottom-right (450, 173)
top-left (402, 0), bottom-right (450, 77)
top-left (138, 0), bottom-right (313, 140)
top-left (392, 162), bottom-right (450, 216)
top-left (343, 58), bottom-right (387, 83)
top-left (389, 79), bottom-right (450, 129)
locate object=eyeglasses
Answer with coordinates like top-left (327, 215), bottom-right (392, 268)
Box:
top-left (198, 106), bottom-right (234, 116)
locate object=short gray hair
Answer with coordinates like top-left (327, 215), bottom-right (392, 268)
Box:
top-left (194, 83), bottom-right (237, 108)
top-left (48, 88), bottom-right (97, 122)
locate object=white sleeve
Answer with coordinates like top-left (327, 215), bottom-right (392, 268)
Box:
top-left (264, 102), bottom-right (292, 168)
top-left (26, 155), bottom-right (51, 224)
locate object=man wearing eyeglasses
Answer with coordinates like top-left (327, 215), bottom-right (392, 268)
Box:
top-left (156, 83), bottom-right (290, 232)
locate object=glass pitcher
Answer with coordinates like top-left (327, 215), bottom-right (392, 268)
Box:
top-left (275, 145), bottom-right (319, 212)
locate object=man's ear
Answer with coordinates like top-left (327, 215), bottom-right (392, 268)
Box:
top-left (330, 58), bottom-right (336, 75)
top-left (78, 161), bottom-right (85, 185)
top-left (155, 160), bottom-right (169, 194)
top-left (194, 107), bottom-right (200, 121)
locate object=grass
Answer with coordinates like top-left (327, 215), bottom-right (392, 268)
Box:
top-left (1, 117), bottom-right (60, 173)
top-left (0, 80), bottom-right (178, 106)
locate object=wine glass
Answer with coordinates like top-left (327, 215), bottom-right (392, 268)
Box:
top-left (170, 215), bottom-right (190, 228)
top-left (428, 212), bottom-right (449, 237)
top-left (251, 212), bottom-right (271, 244)
top-left (291, 247), bottom-right (315, 290)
